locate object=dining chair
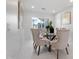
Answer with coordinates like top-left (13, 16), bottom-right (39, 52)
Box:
top-left (31, 28), bottom-right (49, 55)
top-left (56, 28), bottom-right (70, 47)
top-left (50, 29), bottom-right (70, 59)
top-left (39, 28), bottom-right (46, 32)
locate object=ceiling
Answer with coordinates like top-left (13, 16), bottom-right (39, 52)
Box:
top-left (6, 0), bottom-right (73, 14)
top-left (23, 0), bottom-right (73, 14)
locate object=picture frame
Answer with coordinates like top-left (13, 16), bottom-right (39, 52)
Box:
top-left (62, 11), bottom-right (71, 25)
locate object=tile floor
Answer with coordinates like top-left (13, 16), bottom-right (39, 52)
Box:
top-left (7, 31), bottom-right (73, 59)
top-left (17, 39), bottom-right (73, 59)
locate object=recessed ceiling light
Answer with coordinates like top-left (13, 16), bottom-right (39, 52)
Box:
top-left (32, 6), bottom-right (35, 8)
top-left (42, 8), bottom-right (45, 10)
top-left (41, 8), bottom-right (46, 10)
top-left (52, 10), bottom-right (56, 13)
top-left (70, 0), bottom-right (73, 3)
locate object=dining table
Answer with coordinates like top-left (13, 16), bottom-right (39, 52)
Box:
top-left (43, 33), bottom-right (56, 52)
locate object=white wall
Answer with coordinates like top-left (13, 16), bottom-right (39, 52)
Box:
top-left (54, 7), bottom-right (73, 47)
top-left (22, 10), bottom-right (54, 40)
top-left (6, 13), bottom-right (18, 31)
top-left (54, 7), bottom-right (73, 31)
top-left (6, 0), bottom-right (24, 59)
top-left (6, 0), bottom-right (19, 31)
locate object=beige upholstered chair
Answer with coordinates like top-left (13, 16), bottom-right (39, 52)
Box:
top-left (38, 28), bottom-right (47, 36)
top-left (39, 28), bottom-right (46, 33)
top-left (31, 28), bottom-right (49, 55)
top-left (50, 29), bottom-right (70, 59)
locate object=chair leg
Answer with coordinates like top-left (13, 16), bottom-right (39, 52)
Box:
top-left (67, 43), bottom-right (69, 47)
top-left (65, 47), bottom-right (69, 55)
top-left (34, 44), bottom-right (37, 51)
top-left (57, 50), bottom-right (59, 59)
top-left (38, 46), bottom-right (40, 55)
top-left (48, 45), bottom-right (52, 52)
top-left (33, 42), bottom-right (35, 49)
top-left (33, 42), bottom-right (34, 46)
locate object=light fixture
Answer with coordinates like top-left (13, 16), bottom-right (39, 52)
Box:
top-left (41, 8), bottom-right (46, 10)
top-left (70, 0), bottom-right (73, 3)
top-left (52, 10), bottom-right (56, 13)
top-left (32, 6), bottom-right (35, 8)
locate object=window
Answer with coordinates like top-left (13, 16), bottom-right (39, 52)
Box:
top-left (32, 17), bottom-right (49, 28)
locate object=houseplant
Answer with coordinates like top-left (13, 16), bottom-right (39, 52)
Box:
top-left (46, 21), bottom-right (54, 33)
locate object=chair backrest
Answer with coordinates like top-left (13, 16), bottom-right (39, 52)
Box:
top-left (39, 28), bottom-right (46, 32)
top-left (55, 29), bottom-right (70, 49)
top-left (31, 29), bottom-right (39, 43)
top-left (38, 28), bottom-right (46, 35)
top-left (31, 28), bottom-right (49, 46)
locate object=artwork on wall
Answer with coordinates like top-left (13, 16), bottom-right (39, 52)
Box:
top-left (62, 11), bottom-right (71, 25)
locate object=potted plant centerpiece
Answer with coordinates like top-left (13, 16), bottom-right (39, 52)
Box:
top-left (46, 21), bottom-right (54, 34)
top-left (46, 21), bottom-right (54, 39)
